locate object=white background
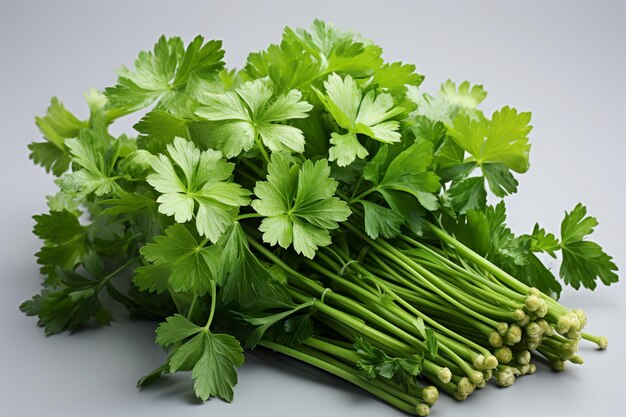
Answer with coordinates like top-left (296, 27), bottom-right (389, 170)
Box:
top-left (2, 1), bottom-right (624, 416)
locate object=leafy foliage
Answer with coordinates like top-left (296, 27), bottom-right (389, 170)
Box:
top-left (105, 35), bottom-right (225, 114)
top-left (252, 152), bottom-right (351, 258)
top-left (313, 74), bottom-right (405, 166)
top-left (559, 204), bottom-right (618, 290)
top-left (195, 79), bottom-right (313, 157)
top-left (22, 20), bottom-right (618, 411)
top-left (155, 314), bottom-right (244, 402)
top-left (147, 137), bottom-right (250, 242)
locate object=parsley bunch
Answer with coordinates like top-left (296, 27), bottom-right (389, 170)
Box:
top-left (22, 20), bottom-right (617, 416)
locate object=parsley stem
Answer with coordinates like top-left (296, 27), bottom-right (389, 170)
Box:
top-left (259, 340), bottom-right (422, 415)
top-left (248, 238), bottom-right (464, 377)
top-left (205, 280), bottom-right (217, 330)
top-left (345, 221), bottom-right (501, 328)
top-left (302, 337), bottom-right (439, 406)
top-left (187, 294), bottom-right (198, 321)
top-left (255, 136), bottom-right (271, 165)
top-left (349, 187), bottom-right (378, 204)
top-left (97, 256), bottom-right (140, 291)
top-left (317, 248), bottom-right (493, 358)
top-left (236, 213), bottom-right (263, 221)
top-left (425, 221), bottom-right (571, 316)
top-left (309, 255), bottom-right (482, 374)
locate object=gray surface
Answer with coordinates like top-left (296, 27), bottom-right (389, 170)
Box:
top-left (1, 0), bottom-right (625, 416)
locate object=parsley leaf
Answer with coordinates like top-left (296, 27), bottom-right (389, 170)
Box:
top-left (528, 224), bottom-right (560, 258)
top-left (354, 337), bottom-right (423, 388)
top-left (245, 35), bottom-right (322, 94)
top-left (195, 79), bottom-right (313, 157)
top-left (155, 314), bottom-right (244, 402)
top-left (20, 270), bottom-right (110, 335)
top-left (439, 80), bottom-right (487, 110)
top-left (314, 73), bottom-right (405, 166)
top-left (559, 204), bottom-right (618, 290)
top-left (446, 176), bottom-right (488, 214)
top-left (135, 224), bottom-right (221, 295)
top-left (219, 222), bottom-right (292, 308)
top-left (289, 19), bottom-right (383, 77)
top-left (105, 36), bottom-right (225, 114)
top-left (413, 317), bottom-right (438, 359)
top-left (252, 152), bottom-right (351, 258)
top-left (28, 97), bottom-right (87, 176)
top-left (377, 140), bottom-right (441, 210)
top-left (448, 106), bottom-right (532, 174)
top-left (57, 130), bottom-right (123, 197)
top-left (237, 300), bottom-right (314, 348)
top-left (146, 137), bottom-right (250, 243)
top-left (370, 62), bottom-right (424, 92)
top-left (451, 202), bottom-right (563, 296)
top-left (361, 201), bottom-right (404, 239)
top-left (408, 80), bottom-right (486, 125)
top-left (33, 210), bottom-right (88, 282)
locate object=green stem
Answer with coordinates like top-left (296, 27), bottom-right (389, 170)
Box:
top-left (260, 340), bottom-right (420, 415)
top-left (350, 186), bottom-right (378, 204)
top-left (312, 254), bottom-right (484, 370)
top-left (236, 212), bottom-right (263, 221)
top-left (302, 338), bottom-right (425, 406)
top-left (255, 134), bottom-right (271, 165)
top-left (346, 223), bottom-right (502, 328)
top-left (204, 280), bottom-right (217, 330)
top-left (97, 256), bottom-right (140, 290)
top-left (187, 294), bottom-right (198, 321)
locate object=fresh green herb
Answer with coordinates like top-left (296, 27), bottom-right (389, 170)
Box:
top-left (22, 20), bottom-right (617, 415)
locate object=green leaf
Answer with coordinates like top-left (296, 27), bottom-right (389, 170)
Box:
top-left (314, 73), bottom-right (404, 166)
top-left (439, 80), bottom-right (487, 109)
top-left (155, 313), bottom-right (201, 346)
top-left (252, 152), bottom-right (351, 258)
top-left (28, 141), bottom-right (72, 177)
top-left (192, 332), bottom-right (244, 402)
top-left (147, 137), bottom-right (250, 243)
top-left (195, 79), bottom-right (312, 157)
top-left (238, 300), bottom-right (313, 348)
top-left (245, 34), bottom-right (322, 94)
top-left (371, 62), bottom-right (424, 92)
top-left (559, 204), bottom-right (618, 290)
top-left (280, 314), bottom-right (314, 346)
top-left (165, 327), bottom-right (244, 402)
top-left (482, 162), bottom-right (519, 197)
top-left (452, 202), bottom-right (563, 297)
top-left (412, 317), bottom-right (438, 359)
top-left (288, 19), bottom-right (383, 78)
top-left (378, 190), bottom-right (428, 235)
top-left (105, 36), bottom-right (225, 114)
top-left (33, 210), bottom-right (88, 280)
top-left (378, 140), bottom-right (441, 210)
top-left (219, 223), bottom-right (292, 308)
top-left (447, 176), bottom-right (487, 214)
top-left (425, 328), bottom-right (438, 359)
top-left (354, 337), bottom-right (422, 385)
top-left (361, 201), bottom-right (404, 239)
top-left (528, 224), bottom-right (560, 258)
top-left (46, 192), bottom-right (81, 215)
top-left (20, 270), bottom-right (109, 335)
top-left (134, 110), bottom-right (190, 141)
top-left (136, 224), bottom-right (221, 295)
top-left (29, 97), bottom-right (88, 176)
top-left (57, 130), bottom-right (122, 197)
top-left (448, 106), bottom-right (532, 173)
